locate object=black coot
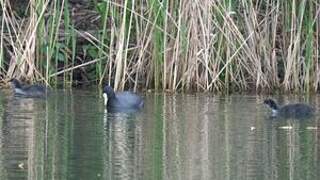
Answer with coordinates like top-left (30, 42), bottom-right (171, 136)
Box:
top-left (103, 85), bottom-right (144, 112)
top-left (10, 78), bottom-right (48, 98)
top-left (263, 99), bottom-right (314, 118)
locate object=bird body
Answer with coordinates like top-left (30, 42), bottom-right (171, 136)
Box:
top-left (103, 85), bottom-right (144, 112)
top-left (264, 99), bottom-right (314, 118)
top-left (10, 79), bottom-right (48, 98)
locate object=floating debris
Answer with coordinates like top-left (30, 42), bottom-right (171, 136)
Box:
top-left (18, 162), bottom-right (24, 169)
top-left (306, 127), bottom-right (318, 130)
top-left (279, 126), bottom-right (293, 130)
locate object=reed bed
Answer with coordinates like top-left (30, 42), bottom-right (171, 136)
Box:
top-left (0, 0), bottom-right (319, 93)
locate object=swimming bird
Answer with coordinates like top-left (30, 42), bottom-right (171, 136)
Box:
top-left (263, 99), bottom-right (314, 119)
top-left (9, 78), bottom-right (48, 98)
top-left (103, 85), bottom-right (144, 112)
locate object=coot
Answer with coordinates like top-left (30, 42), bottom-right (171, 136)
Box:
top-left (10, 78), bottom-right (48, 98)
top-left (103, 85), bottom-right (144, 112)
top-left (263, 99), bottom-right (314, 118)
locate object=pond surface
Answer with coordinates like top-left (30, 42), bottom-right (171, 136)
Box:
top-left (0, 89), bottom-right (319, 180)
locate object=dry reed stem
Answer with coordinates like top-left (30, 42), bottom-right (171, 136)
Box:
top-left (0, 0), bottom-right (319, 92)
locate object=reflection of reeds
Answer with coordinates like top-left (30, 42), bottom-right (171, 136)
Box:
top-left (0, 1), bottom-right (319, 92)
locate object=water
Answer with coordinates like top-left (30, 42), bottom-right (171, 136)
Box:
top-left (0, 90), bottom-right (319, 180)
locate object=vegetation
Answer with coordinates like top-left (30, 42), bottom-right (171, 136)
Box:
top-left (0, 0), bottom-right (319, 93)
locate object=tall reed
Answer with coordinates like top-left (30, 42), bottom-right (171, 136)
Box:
top-left (0, 0), bottom-right (319, 93)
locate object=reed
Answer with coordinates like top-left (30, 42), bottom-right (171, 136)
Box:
top-left (0, 0), bottom-right (319, 93)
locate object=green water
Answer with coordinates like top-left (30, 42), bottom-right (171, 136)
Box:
top-left (0, 90), bottom-right (319, 180)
